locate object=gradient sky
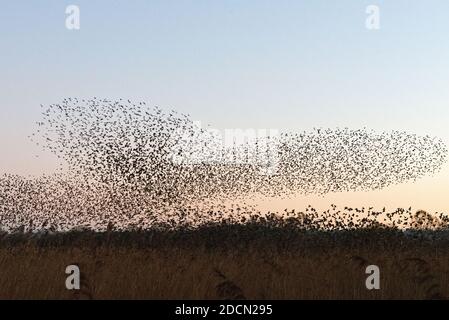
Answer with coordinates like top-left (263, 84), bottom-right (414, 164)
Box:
top-left (1, 1), bottom-right (449, 212)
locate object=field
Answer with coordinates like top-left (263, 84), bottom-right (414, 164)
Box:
top-left (1, 98), bottom-right (447, 300)
top-left (1, 224), bottom-right (449, 300)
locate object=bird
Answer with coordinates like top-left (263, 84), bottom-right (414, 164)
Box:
top-left (0, 97), bottom-right (447, 233)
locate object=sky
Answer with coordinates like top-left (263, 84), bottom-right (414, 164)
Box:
top-left (1, 1), bottom-right (449, 212)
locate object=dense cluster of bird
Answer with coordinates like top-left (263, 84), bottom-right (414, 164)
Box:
top-left (0, 97), bottom-right (447, 232)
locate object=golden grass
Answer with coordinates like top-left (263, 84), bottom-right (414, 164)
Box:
top-left (1, 227), bottom-right (449, 299)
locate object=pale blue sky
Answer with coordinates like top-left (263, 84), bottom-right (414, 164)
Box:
top-left (2, 0), bottom-right (449, 131)
top-left (1, 1), bottom-right (449, 212)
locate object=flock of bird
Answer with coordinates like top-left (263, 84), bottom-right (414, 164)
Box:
top-left (0, 97), bottom-right (447, 232)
